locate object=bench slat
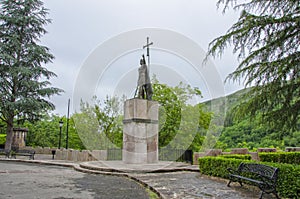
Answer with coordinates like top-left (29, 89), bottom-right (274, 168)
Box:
top-left (11, 150), bottom-right (35, 160)
top-left (230, 174), bottom-right (264, 185)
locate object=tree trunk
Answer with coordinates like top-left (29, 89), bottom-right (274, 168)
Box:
top-left (4, 117), bottom-right (14, 150)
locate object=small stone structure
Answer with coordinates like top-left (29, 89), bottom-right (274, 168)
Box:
top-left (230, 148), bottom-right (249, 154)
top-left (257, 148), bottom-right (277, 153)
top-left (285, 147), bottom-right (300, 152)
top-left (122, 98), bottom-right (159, 164)
top-left (205, 149), bottom-right (222, 156)
top-left (12, 128), bottom-right (28, 148)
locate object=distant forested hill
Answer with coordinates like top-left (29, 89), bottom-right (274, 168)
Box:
top-left (201, 88), bottom-right (300, 150)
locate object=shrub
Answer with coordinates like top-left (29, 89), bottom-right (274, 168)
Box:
top-left (0, 134), bottom-right (6, 146)
top-left (198, 157), bottom-right (247, 178)
top-left (221, 154), bottom-right (252, 160)
top-left (259, 152), bottom-right (300, 165)
top-left (263, 161), bottom-right (300, 198)
top-left (198, 157), bottom-right (300, 198)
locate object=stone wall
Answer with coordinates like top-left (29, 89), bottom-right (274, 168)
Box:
top-left (19, 146), bottom-right (108, 162)
top-left (19, 146), bottom-right (299, 163)
top-left (285, 147), bottom-right (300, 152)
top-left (55, 149), bottom-right (107, 162)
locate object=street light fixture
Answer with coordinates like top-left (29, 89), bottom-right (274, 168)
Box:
top-left (58, 119), bottom-right (63, 149)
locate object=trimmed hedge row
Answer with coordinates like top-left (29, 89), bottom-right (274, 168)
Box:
top-left (0, 134), bottom-right (6, 145)
top-left (221, 154), bottom-right (252, 160)
top-left (199, 157), bottom-right (300, 198)
top-left (259, 152), bottom-right (300, 165)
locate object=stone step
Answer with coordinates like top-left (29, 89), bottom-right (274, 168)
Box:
top-left (79, 161), bottom-right (199, 174)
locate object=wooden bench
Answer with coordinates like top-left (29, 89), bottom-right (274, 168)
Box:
top-left (227, 163), bottom-right (279, 199)
top-left (11, 149), bottom-right (35, 160)
top-left (0, 149), bottom-right (10, 158)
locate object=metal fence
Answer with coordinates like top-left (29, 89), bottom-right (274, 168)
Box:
top-left (159, 148), bottom-right (193, 163)
top-left (107, 148), bottom-right (122, 160)
top-left (107, 148), bottom-right (193, 163)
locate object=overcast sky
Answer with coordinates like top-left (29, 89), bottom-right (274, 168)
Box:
top-left (40, 0), bottom-right (243, 116)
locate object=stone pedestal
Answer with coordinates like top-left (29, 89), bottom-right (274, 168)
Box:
top-left (122, 98), bottom-right (159, 164)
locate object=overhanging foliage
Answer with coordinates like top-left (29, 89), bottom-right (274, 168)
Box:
top-left (208, 0), bottom-right (300, 131)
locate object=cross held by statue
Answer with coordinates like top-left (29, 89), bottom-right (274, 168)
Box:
top-left (143, 37), bottom-right (153, 66)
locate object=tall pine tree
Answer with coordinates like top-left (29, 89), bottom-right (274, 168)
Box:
top-left (0, 0), bottom-right (62, 150)
top-left (207, 0), bottom-right (300, 133)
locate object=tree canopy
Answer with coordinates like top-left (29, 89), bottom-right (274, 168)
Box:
top-left (72, 97), bottom-right (124, 150)
top-left (152, 78), bottom-right (211, 150)
top-left (0, 0), bottom-right (62, 149)
top-left (208, 0), bottom-right (300, 132)
top-left (24, 115), bottom-right (85, 150)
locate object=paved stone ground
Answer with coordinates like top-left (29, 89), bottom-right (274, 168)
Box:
top-left (0, 156), bottom-right (280, 199)
top-left (82, 161), bottom-right (280, 199)
top-left (0, 162), bottom-right (149, 199)
top-left (131, 172), bottom-right (279, 199)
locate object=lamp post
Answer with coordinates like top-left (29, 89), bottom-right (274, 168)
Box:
top-left (66, 99), bottom-right (70, 149)
top-left (58, 120), bottom-right (63, 149)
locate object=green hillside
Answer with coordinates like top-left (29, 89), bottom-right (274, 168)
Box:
top-left (202, 88), bottom-right (300, 151)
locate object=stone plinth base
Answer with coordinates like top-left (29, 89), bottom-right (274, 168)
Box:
top-left (122, 98), bottom-right (159, 164)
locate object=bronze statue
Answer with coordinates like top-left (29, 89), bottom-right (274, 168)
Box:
top-left (136, 55), bottom-right (153, 100)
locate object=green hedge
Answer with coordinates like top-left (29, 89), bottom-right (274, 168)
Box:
top-left (199, 157), bottom-right (300, 198)
top-left (259, 152), bottom-right (300, 165)
top-left (221, 154), bottom-right (252, 160)
top-left (0, 134), bottom-right (6, 145)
